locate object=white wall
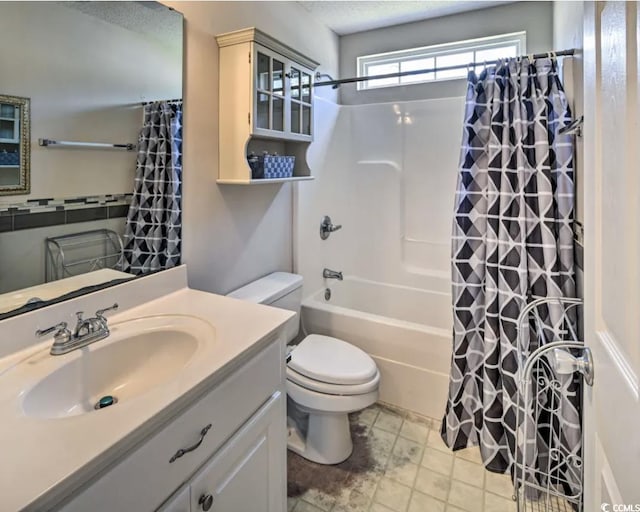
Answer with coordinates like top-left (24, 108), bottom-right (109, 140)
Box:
top-left (164, 1), bottom-right (339, 295)
top-left (553, 1), bottom-right (585, 297)
top-left (296, 96), bottom-right (464, 298)
top-left (553, 1), bottom-right (585, 51)
top-left (0, 2), bottom-right (181, 204)
top-left (339, 1), bottom-right (554, 105)
top-left (554, 1), bottom-right (584, 226)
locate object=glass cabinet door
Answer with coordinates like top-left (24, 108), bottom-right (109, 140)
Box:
top-left (253, 45), bottom-right (313, 140)
top-left (301, 71), bottom-right (312, 136)
top-left (0, 103), bottom-right (19, 143)
top-left (289, 67), bottom-right (312, 137)
top-left (272, 58), bottom-right (284, 131)
top-left (256, 52), bottom-right (270, 130)
top-left (255, 50), bottom-right (285, 133)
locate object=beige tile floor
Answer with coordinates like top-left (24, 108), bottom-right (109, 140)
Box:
top-left (287, 403), bottom-right (518, 512)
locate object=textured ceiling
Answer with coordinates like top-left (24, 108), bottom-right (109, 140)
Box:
top-left (297, 1), bottom-right (514, 35)
top-left (59, 1), bottom-right (182, 51)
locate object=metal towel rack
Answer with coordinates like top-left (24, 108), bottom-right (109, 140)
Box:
top-left (558, 115), bottom-right (583, 137)
top-left (514, 297), bottom-right (588, 512)
top-left (39, 138), bottom-right (136, 151)
top-left (45, 229), bottom-right (125, 282)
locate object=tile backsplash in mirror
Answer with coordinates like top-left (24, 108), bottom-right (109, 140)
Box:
top-left (0, 194), bottom-right (132, 232)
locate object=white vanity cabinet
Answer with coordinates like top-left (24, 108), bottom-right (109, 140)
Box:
top-left (216, 27), bottom-right (319, 184)
top-left (58, 336), bottom-right (286, 512)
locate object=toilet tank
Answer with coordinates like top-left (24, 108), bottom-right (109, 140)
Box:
top-left (227, 272), bottom-right (303, 342)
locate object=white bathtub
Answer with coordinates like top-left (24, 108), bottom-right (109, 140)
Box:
top-left (302, 277), bottom-right (453, 419)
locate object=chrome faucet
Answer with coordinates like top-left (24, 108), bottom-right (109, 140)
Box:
top-left (323, 268), bottom-right (343, 281)
top-left (36, 303), bottom-right (119, 356)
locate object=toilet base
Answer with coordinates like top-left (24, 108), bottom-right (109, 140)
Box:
top-left (285, 375), bottom-right (378, 465)
top-left (287, 409), bottom-right (354, 465)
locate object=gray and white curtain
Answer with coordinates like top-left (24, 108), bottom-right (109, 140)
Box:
top-left (441, 58), bottom-right (578, 485)
top-left (123, 101), bottom-right (182, 275)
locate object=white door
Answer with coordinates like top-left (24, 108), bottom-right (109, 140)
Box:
top-left (583, 1), bottom-right (640, 508)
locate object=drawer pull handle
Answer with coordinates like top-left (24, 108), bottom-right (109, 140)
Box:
top-left (199, 493), bottom-right (214, 511)
top-left (169, 423), bottom-right (212, 463)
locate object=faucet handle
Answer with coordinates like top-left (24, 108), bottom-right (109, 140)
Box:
top-left (75, 311), bottom-right (84, 323)
top-left (36, 321), bottom-right (69, 338)
top-left (96, 303), bottom-right (119, 320)
top-left (320, 215), bottom-right (343, 240)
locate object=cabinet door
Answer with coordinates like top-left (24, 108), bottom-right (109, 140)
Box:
top-left (190, 392), bottom-right (285, 512)
top-left (288, 64), bottom-right (313, 139)
top-left (157, 486), bottom-right (190, 512)
top-left (252, 43), bottom-right (314, 142)
top-left (0, 102), bottom-right (19, 143)
top-left (253, 45), bottom-right (286, 136)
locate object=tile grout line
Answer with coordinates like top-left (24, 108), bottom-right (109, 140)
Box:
top-left (365, 407), bottom-right (382, 512)
top-left (371, 407), bottom-right (410, 512)
top-left (439, 426), bottom-right (456, 511)
top-left (401, 414), bottom-right (419, 512)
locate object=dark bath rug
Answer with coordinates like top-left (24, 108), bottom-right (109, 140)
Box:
top-left (287, 422), bottom-right (376, 498)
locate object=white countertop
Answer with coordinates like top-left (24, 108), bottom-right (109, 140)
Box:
top-left (0, 286), bottom-right (294, 511)
top-left (0, 269), bottom-right (132, 315)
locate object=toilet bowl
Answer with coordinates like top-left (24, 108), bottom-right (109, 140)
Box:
top-left (286, 334), bottom-right (379, 464)
top-left (227, 272), bottom-right (380, 464)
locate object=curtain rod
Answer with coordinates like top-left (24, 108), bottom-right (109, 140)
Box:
top-left (39, 139), bottom-right (136, 151)
top-left (315, 48), bottom-right (576, 88)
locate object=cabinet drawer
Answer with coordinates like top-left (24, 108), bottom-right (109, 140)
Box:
top-left (61, 338), bottom-right (283, 512)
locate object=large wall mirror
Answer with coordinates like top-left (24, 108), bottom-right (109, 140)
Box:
top-left (0, 2), bottom-right (183, 319)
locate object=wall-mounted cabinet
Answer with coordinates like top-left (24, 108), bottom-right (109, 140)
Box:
top-left (216, 28), bottom-right (319, 185)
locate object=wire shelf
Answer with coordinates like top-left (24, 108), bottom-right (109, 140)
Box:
top-left (45, 229), bottom-right (124, 282)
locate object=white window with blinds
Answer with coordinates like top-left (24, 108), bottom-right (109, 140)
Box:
top-left (357, 32), bottom-right (527, 90)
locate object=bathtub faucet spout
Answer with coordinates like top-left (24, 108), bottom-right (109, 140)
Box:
top-left (323, 268), bottom-right (343, 281)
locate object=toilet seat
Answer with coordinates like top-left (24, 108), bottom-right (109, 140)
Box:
top-left (288, 334), bottom-right (378, 385)
top-left (286, 366), bottom-right (380, 396)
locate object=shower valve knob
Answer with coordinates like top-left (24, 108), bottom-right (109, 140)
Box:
top-left (320, 215), bottom-right (342, 240)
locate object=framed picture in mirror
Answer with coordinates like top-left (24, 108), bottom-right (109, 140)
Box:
top-left (0, 93), bottom-right (30, 196)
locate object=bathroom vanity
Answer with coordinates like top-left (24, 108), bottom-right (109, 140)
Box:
top-left (0, 267), bottom-right (293, 511)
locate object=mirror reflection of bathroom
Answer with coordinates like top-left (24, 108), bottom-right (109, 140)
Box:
top-left (0, 2), bottom-right (183, 317)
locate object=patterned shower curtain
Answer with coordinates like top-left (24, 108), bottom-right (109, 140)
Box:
top-left (441, 58), bottom-right (578, 480)
top-left (123, 101), bottom-right (182, 275)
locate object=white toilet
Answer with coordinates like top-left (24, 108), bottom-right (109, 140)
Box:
top-left (228, 272), bottom-right (380, 464)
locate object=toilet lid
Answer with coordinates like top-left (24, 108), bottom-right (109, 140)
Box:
top-left (288, 334), bottom-right (378, 385)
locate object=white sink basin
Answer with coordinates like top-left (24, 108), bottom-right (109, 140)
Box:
top-left (20, 315), bottom-right (215, 419)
